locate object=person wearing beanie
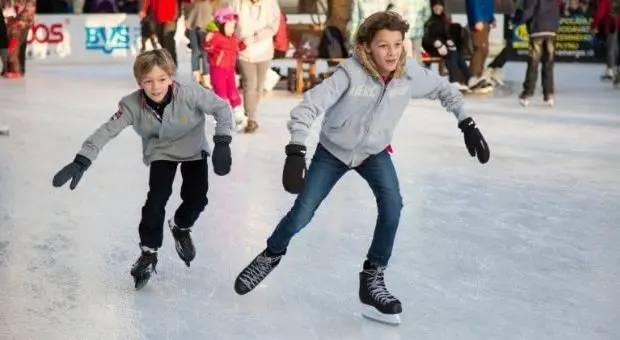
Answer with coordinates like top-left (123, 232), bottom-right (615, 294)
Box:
top-left (204, 7), bottom-right (248, 131)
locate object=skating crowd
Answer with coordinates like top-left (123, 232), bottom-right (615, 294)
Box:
top-left (1, 0), bottom-right (618, 326)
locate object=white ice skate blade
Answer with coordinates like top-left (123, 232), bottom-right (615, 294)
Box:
top-left (361, 305), bottom-right (401, 326)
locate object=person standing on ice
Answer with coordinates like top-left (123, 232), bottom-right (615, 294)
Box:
top-left (233, 11), bottom-right (490, 326)
top-left (0, 1), bottom-right (11, 133)
top-left (229, 0), bottom-right (281, 134)
top-left (515, 0), bottom-right (561, 107)
top-left (51, 49), bottom-right (234, 290)
top-left (204, 7), bottom-right (248, 132)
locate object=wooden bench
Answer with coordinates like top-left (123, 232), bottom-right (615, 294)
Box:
top-left (421, 54), bottom-right (473, 77)
top-left (291, 53), bottom-right (471, 94)
top-left (421, 56), bottom-right (447, 75)
top-left (292, 57), bottom-right (346, 94)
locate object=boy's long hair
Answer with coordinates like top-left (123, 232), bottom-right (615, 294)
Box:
top-left (354, 11), bottom-right (410, 47)
top-left (353, 11), bottom-right (410, 79)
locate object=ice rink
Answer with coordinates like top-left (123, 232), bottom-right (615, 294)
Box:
top-left (0, 61), bottom-right (619, 340)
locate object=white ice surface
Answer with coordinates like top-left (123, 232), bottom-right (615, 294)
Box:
top-left (0, 62), bottom-right (619, 340)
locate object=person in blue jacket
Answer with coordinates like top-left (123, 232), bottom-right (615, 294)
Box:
top-left (465, 0), bottom-right (496, 79)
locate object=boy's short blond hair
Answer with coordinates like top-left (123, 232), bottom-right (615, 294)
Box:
top-left (133, 49), bottom-right (177, 81)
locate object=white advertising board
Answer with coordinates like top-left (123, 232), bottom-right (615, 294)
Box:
top-left (24, 13), bottom-right (504, 65)
top-left (26, 14), bottom-right (191, 65)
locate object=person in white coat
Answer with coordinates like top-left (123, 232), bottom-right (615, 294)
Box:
top-left (228, 0), bottom-right (280, 134)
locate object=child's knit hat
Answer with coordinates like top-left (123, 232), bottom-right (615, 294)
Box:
top-left (214, 7), bottom-right (238, 23)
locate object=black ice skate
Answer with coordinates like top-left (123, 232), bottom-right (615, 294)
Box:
top-left (359, 260), bottom-right (402, 326)
top-left (130, 247), bottom-right (158, 290)
top-left (234, 248), bottom-right (285, 295)
top-left (169, 220), bottom-right (195, 267)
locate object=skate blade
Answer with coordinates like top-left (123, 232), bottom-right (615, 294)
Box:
top-left (361, 305), bottom-right (401, 326)
top-left (133, 273), bottom-right (151, 290)
top-left (175, 244), bottom-right (194, 267)
top-left (176, 253), bottom-right (193, 267)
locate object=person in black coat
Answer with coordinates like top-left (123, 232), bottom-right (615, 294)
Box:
top-left (0, 7), bottom-right (8, 75)
top-left (422, 0), bottom-right (489, 92)
top-left (0, 6), bottom-right (8, 133)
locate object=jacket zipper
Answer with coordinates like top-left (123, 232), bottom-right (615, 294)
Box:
top-left (348, 81), bottom-right (388, 167)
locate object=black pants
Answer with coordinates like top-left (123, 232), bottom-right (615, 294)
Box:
top-left (0, 9), bottom-right (7, 50)
top-left (522, 35), bottom-right (556, 98)
top-left (18, 27), bottom-right (28, 75)
top-left (487, 34), bottom-right (514, 69)
top-left (0, 10), bottom-right (6, 75)
top-left (155, 21), bottom-right (177, 65)
top-left (617, 29), bottom-right (620, 67)
top-left (139, 158), bottom-right (209, 249)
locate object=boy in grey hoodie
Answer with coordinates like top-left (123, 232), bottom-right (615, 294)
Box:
top-left (52, 49), bottom-right (233, 290)
top-left (233, 11), bottom-right (490, 325)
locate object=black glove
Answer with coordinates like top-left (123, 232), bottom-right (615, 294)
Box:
top-left (282, 144), bottom-right (307, 194)
top-left (212, 135), bottom-right (232, 176)
top-left (52, 154), bottom-right (92, 190)
top-left (458, 117), bottom-right (490, 164)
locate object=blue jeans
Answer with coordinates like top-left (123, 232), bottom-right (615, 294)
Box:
top-left (445, 50), bottom-right (471, 83)
top-left (267, 143), bottom-right (403, 266)
top-left (187, 28), bottom-right (208, 74)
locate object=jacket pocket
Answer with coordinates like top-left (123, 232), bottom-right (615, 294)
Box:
top-left (321, 110), bottom-right (363, 150)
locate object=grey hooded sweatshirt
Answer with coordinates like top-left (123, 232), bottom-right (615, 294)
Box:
top-left (77, 81), bottom-right (233, 165)
top-left (288, 51), bottom-right (469, 167)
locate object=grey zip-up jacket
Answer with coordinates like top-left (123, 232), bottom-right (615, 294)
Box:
top-left (288, 50), bottom-right (468, 167)
top-left (77, 81), bottom-right (233, 165)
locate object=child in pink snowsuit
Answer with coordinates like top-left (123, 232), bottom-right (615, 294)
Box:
top-left (205, 8), bottom-right (247, 131)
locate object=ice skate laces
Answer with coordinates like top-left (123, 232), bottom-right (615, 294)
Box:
top-left (366, 267), bottom-right (398, 305)
top-left (135, 251), bottom-right (157, 271)
top-left (179, 229), bottom-right (191, 244)
top-left (173, 227), bottom-right (192, 244)
top-left (239, 253), bottom-right (278, 289)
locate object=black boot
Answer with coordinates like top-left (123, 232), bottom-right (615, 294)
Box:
top-left (168, 220), bottom-right (195, 267)
top-left (130, 247), bottom-right (158, 290)
top-left (234, 248), bottom-right (285, 295)
top-left (359, 260), bottom-right (402, 326)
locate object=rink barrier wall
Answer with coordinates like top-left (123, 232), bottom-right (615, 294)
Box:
top-left (25, 14), bottom-right (506, 65)
top-left (503, 12), bottom-right (602, 63)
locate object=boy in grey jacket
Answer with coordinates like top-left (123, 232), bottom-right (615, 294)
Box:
top-left (233, 11), bottom-right (490, 326)
top-left (52, 49), bottom-right (234, 290)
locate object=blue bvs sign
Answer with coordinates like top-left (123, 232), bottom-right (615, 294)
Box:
top-left (84, 26), bottom-right (131, 54)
